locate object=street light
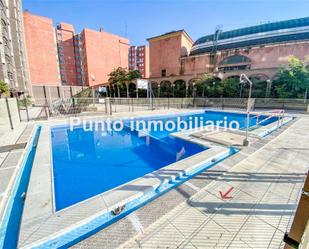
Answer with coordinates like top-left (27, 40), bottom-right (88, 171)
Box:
top-left (193, 82), bottom-right (196, 98)
top-left (212, 81), bottom-right (216, 97)
top-left (265, 79), bottom-right (272, 98)
top-left (91, 74), bottom-right (96, 104)
top-left (239, 73), bottom-right (253, 146)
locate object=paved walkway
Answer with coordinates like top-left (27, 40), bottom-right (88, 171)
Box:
top-left (0, 124), bottom-right (34, 221)
top-left (122, 117), bottom-right (309, 248)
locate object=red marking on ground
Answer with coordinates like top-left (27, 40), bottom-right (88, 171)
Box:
top-left (219, 186), bottom-right (234, 200)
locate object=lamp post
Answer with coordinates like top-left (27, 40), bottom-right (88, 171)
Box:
top-left (202, 84), bottom-right (205, 97)
top-left (240, 83), bottom-right (243, 98)
top-left (265, 79), bottom-right (272, 98)
top-left (240, 73), bottom-right (253, 146)
top-left (212, 81), bottom-right (216, 97)
top-left (193, 82), bottom-right (196, 98)
top-left (91, 74), bottom-right (95, 105)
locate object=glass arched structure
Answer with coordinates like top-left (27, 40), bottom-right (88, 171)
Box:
top-left (191, 17), bottom-right (309, 55)
top-left (218, 55), bottom-right (251, 72)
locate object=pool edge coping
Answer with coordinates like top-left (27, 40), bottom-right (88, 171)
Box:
top-left (0, 125), bottom-right (39, 248)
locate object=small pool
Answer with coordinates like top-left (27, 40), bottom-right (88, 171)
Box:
top-left (51, 110), bottom-right (278, 211)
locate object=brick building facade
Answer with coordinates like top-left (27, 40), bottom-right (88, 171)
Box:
top-left (81, 28), bottom-right (129, 86)
top-left (23, 11), bottom-right (60, 86)
top-left (23, 12), bottom-right (129, 88)
top-left (147, 18), bottom-right (309, 90)
top-left (56, 23), bottom-right (84, 86)
top-left (129, 45), bottom-right (149, 78)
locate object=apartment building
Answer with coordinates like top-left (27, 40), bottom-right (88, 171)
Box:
top-left (56, 23), bottom-right (84, 85)
top-left (0, 0), bottom-right (30, 92)
top-left (23, 11), bottom-right (129, 87)
top-left (129, 45), bottom-right (149, 78)
top-left (23, 11), bottom-right (60, 85)
top-left (81, 28), bottom-right (129, 86)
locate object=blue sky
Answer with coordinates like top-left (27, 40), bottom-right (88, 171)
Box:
top-left (23, 0), bottom-right (309, 45)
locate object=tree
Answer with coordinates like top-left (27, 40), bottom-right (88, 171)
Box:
top-left (249, 76), bottom-right (268, 98)
top-left (128, 70), bottom-right (141, 81)
top-left (274, 56), bottom-right (309, 98)
top-left (0, 80), bottom-right (9, 98)
top-left (195, 74), bottom-right (221, 97)
top-left (221, 78), bottom-right (240, 97)
top-left (128, 70), bottom-right (141, 97)
top-left (108, 68), bottom-right (141, 98)
top-left (108, 67), bottom-right (128, 97)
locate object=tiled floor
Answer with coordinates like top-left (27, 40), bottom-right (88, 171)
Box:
top-left (0, 124), bottom-right (34, 221)
top-left (120, 117), bottom-right (309, 249)
top-left (72, 118), bottom-right (303, 249)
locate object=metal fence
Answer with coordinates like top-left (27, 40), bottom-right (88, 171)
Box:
top-left (0, 98), bottom-right (21, 131)
top-left (31, 85), bottom-right (88, 106)
top-left (12, 96), bottom-right (309, 123)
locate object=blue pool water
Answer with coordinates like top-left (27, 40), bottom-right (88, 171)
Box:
top-left (51, 111), bottom-right (278, 211)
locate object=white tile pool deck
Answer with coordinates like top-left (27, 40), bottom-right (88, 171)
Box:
top-left (0, 123), bottom-right (35, 222)
top-left (119, 115), bottom-right (309, 249)
top-left (0, 108), bottom-right (307, 249)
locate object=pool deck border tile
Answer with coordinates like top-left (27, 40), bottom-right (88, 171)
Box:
top-left (120, 115), bottom-right (309, 249)
top-left (0, 124), bottom-right (35, 224)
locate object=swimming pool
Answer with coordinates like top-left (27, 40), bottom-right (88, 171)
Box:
top-left (51, 110), bottom-right (278, 211)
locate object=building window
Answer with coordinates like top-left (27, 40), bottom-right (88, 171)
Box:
top-left (218, 55), bottom-right (251, 72)
top-left (7, 72), bottom-right (14, 80)
top-left (220, 55), bottom-right (251, 65)
top-left (161, 69), bottom-right (166, 77)
top-left (5, 54), bottom-right (11, 64)
top-left (2, 36), bottom-right (8, 46)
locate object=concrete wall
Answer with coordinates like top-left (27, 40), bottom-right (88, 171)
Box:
top-left (82, 28), bottom-right (129, 86)
top-left (31, 85), bottom-right (85, 105)
top-left (23, 11), bottom-right (60, 86)
top-left (0, 98), bottom-right (20, 131)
